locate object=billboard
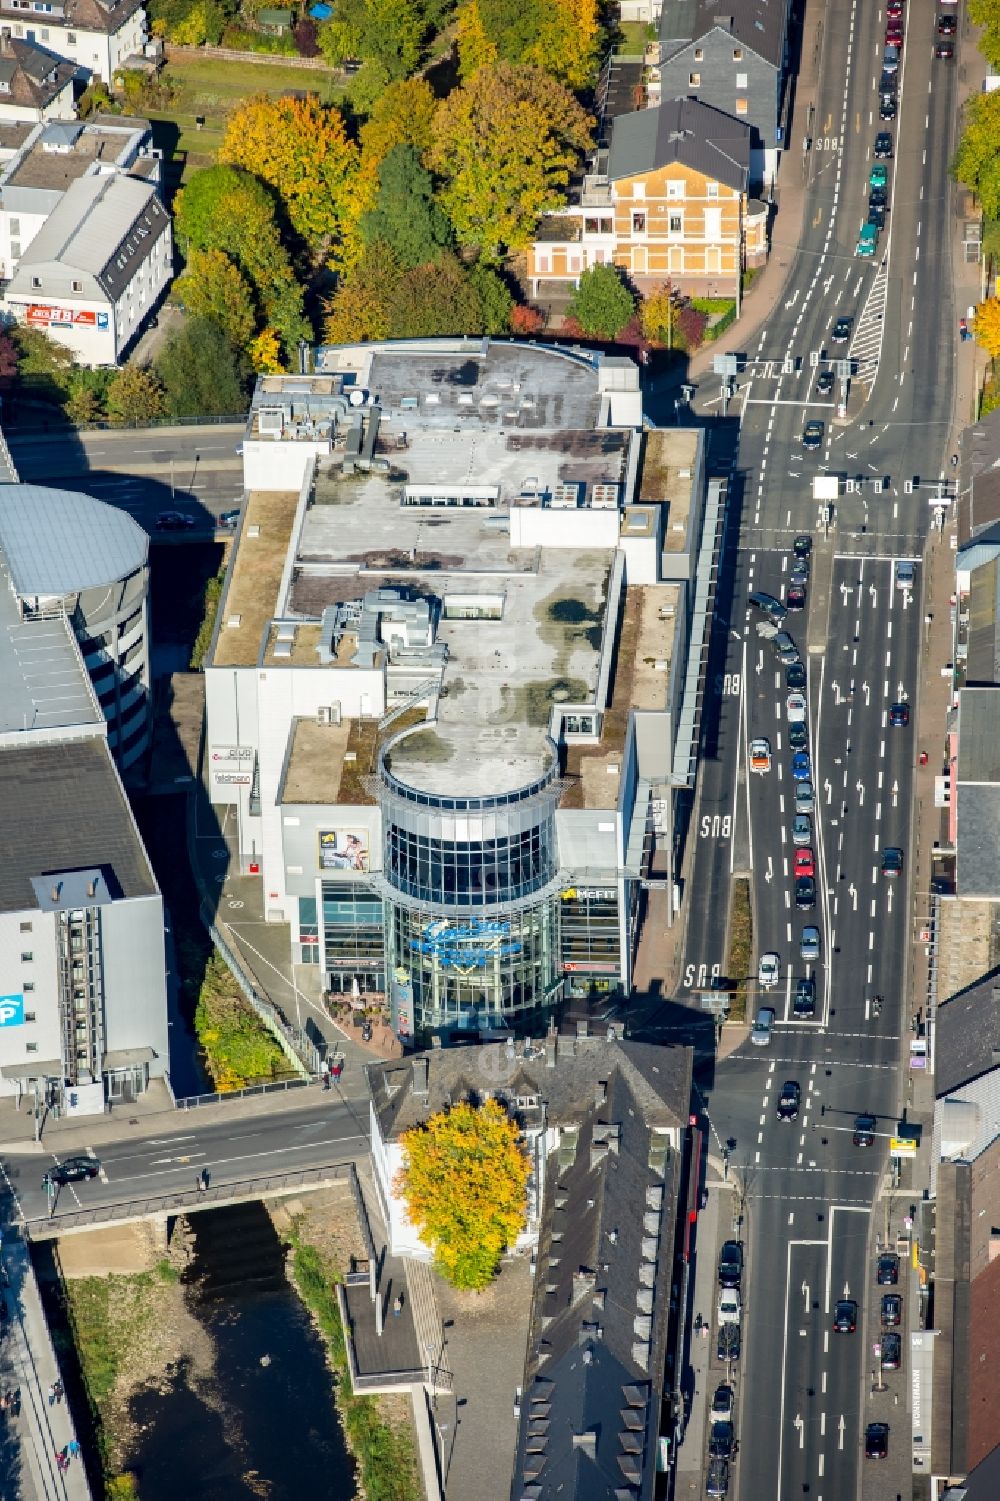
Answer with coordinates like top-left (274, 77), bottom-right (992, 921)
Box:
top-left (318, 829), bottom-right (370, 873)
top-left (0, 993), bottom-right (25, 1028)
top-left (25, 305), bottom-right (109, 330)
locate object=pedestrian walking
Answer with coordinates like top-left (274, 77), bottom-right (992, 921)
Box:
top-left (196, 1174), bottom-right (205, 1193)
top-left (52, 1379), bottom-right (64, 1405)
top-left (56, 1451), bottom-right (69, 1474)
top-left (332, 1059), bottom-right (343, 1081)
top-left (200, 1168), bottom-right (210, 1191)
top-left (46, 1382), bottom-right (56, 1408)
top-left (392, 1295), bottom-right (403, 1317)
top-left (322, 1060), bottom-right (330, 1092)
top-left (67, 1439), bottom-right (81, 1460)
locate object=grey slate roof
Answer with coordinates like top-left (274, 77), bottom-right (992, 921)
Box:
top-left (510, 1068), bottom-right (682, 1499)
top-left (0, 737), bottom-right (156, 914)
top-left (368, 1031), bottom-right (692, 1145)
top-left (0, 483), bottom-right (147, 597)
top-left (936, 972), bottom-right (1000, 1096)
top-left (607, 96), bottom-right (750, 191)
top-left (958, 688), bottom-right (1000, 783)
top-left (0, 0), bottom-right (145, 37)
top-left (966, 557), bottom-right (1000, 685)
top-left (7, 172), bottom-right (167, 306)
top-left (661, 0), bottom-right (790, 69)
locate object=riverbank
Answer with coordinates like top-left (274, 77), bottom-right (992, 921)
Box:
top-left (47, 1189), bottom-right (421, 1501)
top-left (271, 1189), bottom-right (422, 1501)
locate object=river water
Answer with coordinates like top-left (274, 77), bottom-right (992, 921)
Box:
top-left (127, 1203), bottom-right (356, 1501)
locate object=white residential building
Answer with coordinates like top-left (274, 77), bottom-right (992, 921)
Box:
top-left (0, 0), bottom-right (148, 84)
top-left (5, 167), bottom-right (170, 362)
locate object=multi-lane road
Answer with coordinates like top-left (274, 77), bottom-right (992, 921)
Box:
top-left (5, 422), bottom-right (246, 534)
top-left (674, 0), bottom-right (960, 1495)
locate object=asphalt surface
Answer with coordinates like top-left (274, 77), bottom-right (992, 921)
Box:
top-left (5, 423), bottom-right (246, 537)
top-left (1, 1093), bottom-right (369, 1228)
top-left (669, 0), bottom-right (960, 1495)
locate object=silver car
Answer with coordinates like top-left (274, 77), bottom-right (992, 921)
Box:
top-left (795, 780), bottom-right (815, 814)
top-left (751, 1006), bottom-right (775, 1046)
top-left (800, 926), bottom-right (821, 963)
top-left (793, 813), bottom-right (812, 846)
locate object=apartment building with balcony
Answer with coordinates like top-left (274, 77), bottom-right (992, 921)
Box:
top-left (528, 96), bottom-right (766, 302)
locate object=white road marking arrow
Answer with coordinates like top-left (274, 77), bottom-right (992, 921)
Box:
top-left (838, 1415), bottom-right (846, 1450)
top-left (892, 780), bottom-right (898, 807)
top-left (795, 1414), bottom-right (805, 1449)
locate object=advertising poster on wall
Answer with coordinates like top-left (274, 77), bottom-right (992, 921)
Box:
top-left (318, 829), bottom-right (370, 873)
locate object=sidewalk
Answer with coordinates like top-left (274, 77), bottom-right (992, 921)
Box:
top-left (686, 0), bottom-right (825, 382)
top-left (1, 1231), bottom-right (91, 1501)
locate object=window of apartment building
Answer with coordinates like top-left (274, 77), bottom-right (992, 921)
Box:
top-left (71, 279), bottom-right (82, 292)
top-left (694, 47), bottom-right (703, 60)
top-left (25, 1042), bottom-right (37, 1054)
top-left (67, 31), bottom-right (76, 42)
top-left (41, 27), bottom-right (48, 37)
top-left (736, 72), bottom-right (748, 88)
top-left (736, 98), bottom-right (748, 114)
top-left (669, 214), bottom-right (683, 235)
top-left (707, 182), bottom-right (719, 197)
top-left (667, 180), bottom-right (684, 199)
top-left (632, 182), bottom-right (645, 199)
top-left (30, 276), bottom-right (40, 289)
top-left (19, 920), bottom-right (31, 933)
top-left (12, 24), bottom-right (22, 35)
top-left (632, 212), bottom-right (646, 234)
top-left (21, 951), bottom-right (32, 963)
top-left (24, 1011), bottom-right (35, 1023)
top-left (733, 47), bottom-right (743, 60)
top-left (23, 982), bottom-right (34, 993)
top-left (689, 71), bottom-right (701, 85)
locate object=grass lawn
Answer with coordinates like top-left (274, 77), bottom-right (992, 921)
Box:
top-left (616, 21), bottom-right (654, 53)
top-left (145, 55), bottom-right (347, 187)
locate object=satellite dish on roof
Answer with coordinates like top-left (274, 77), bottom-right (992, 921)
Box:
top-left (348, 388), bottom-right (367, 407)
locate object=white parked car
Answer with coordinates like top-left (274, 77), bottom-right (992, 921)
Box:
top-left (757, 952), bottom-right (780, 989)
top-left (786, 691), bottom-right (807, 723)
top-left (718, 1288), bottom-right (742, 1326)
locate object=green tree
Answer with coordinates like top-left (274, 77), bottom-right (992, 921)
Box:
top-left (428, 63), bottom-right (593, 260)
top-left (105, 366), bottom-right (166, 426)
top-left (319, 0), bottom-right (423, 78)
top-left (155, 318), bottom-right (249, 419)
top-left (952, 89), bottom-right (1000, 219)
top-left (175, 247), bottom-right (257, 350)
top-left (360, 144), bottom-right (452, 269)
top-left (459, 0), bottom-right (599, 88)
top-left (969, 0), bottom-right (1000, 68)
top-left (174, 166), bottom-right (310, 354)
top-left (567, 263), bottom-right (635, 340)
top-left (396, 1098), bottom-right (529, 1290)
top-left (388, 253), bottom-right (484, 336)
top-left (470, 263), bottom-right (513, 333)
top-left (10, 325), bottom-right (73, 403)
top-left (63, 367), bottom-right (113, 424)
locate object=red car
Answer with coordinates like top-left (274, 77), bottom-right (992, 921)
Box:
top-left (886, 24), bottom-right (903, 45)
top-left (794, 848), bottom-right (815, 880)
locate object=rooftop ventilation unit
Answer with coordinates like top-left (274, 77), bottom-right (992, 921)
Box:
top-left (272, 641), bottom-right (292, 659)
top-left (317, 704), bottom-right (342, 726)
top-left (348, 388), bottom-right (367, 407)
top-left (550, 483), bottom-right (580, 509)
top-left (258, 407), bottom-right (285, 436)
top-left (591, 483), bottom-right (620, 509)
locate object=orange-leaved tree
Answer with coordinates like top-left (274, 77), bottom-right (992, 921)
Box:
top-left (220, 94), bottom-right (359, 257)
top-left (974, 297), bottom-right (1000, 360)
top-left (396, 1098), bottom-right (529, 1290)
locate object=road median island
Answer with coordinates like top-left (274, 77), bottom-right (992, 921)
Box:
top-left (725, 876), bottom-right (752, 1023)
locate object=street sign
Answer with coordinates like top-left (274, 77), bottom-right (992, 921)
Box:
top-left (713, 354), bottom-right (739, 377)
top-left (889, 1137), bottom-right (917, 1157)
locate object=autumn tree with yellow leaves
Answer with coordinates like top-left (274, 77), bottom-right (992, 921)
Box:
top-left (973, 297), bottom-right (1000, 360)
top-left (427, 64), bottom-right (593, 261)
top-left (396, 1098), bottom-right (529, 1291)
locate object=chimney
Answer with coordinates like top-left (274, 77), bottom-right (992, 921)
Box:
top-left (87, 877), bottom-right (98, 898)
top-left (50, 883), bottom-right (60, 902)
top-left (411, 1055), bottom-right (429, 1096)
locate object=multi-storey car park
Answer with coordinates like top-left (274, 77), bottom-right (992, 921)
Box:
top-left (205, 338), bottom-right (724, 1043)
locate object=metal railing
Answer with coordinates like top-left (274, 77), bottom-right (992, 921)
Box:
top-left (22, 1161), bottom-right (354, 1239)
top-left (177, 1076), bottom-right (313, 1109)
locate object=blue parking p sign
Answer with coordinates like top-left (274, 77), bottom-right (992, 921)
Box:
top-left (0, 994), bottom-right (24, 1027)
